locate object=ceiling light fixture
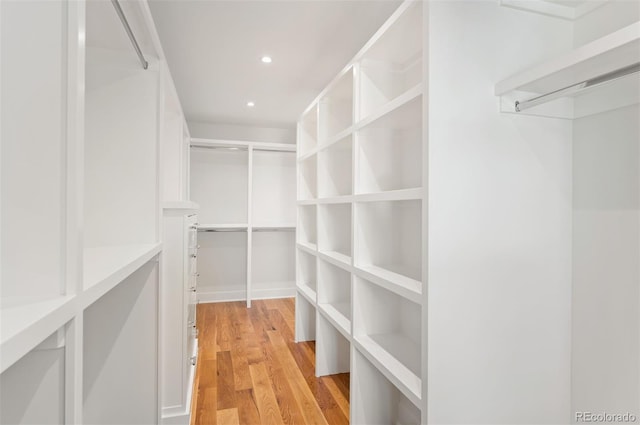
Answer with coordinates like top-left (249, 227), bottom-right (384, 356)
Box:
top-left (247, 101), bottom-right (255, 107)
top-left (261, 56), bottom-right (272, 64)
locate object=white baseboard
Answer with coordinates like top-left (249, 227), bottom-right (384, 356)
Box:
top-left (197, 286), bottom-right (296, 303)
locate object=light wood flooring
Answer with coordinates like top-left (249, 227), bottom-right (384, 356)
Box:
top-left (191, 298), bottom-right (350, 425)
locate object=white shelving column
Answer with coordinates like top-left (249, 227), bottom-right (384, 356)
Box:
top-left (190, 139), bottom-right (296, 306)
top-left (296, 1), bottom-right (424, 422)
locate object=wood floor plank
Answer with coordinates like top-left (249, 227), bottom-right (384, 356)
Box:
top-left (194, 299), bottom-right (350, 425)
top-left (236, 389), bottom-right (262, 425)
top-left (216, 408), bottom-right (239, 425)
top-left (267, 330), bottom-right (329, 425)
top-left (249, 362), bottom-right (286, 425)
top-left (216, 351), bottom-right (237, 410)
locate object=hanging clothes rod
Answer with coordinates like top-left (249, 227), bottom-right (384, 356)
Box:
top-left (111, 0), bottom-right (149, 70)
top-left (515, 62), bottom-right (640, 112)
top-left (190, 144), bottom-right (294, 153)
top-left (198, 228), bottom-right (247, 233)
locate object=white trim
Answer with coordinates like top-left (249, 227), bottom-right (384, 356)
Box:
top-left (197, 287), bottom-right (296, 304)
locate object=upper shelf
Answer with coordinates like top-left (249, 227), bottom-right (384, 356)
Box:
top-left (495, 21), bottom-right (640, 118)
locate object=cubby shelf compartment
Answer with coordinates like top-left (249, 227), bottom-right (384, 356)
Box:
top-left (356, 93), bottom-right (422, 194)
top-left (298, 205), bottom-right (317, 248)
top-left (317, 260), bottom-right (352, 337)
top-left (83, 243), bottom-right (162, 305)
top-left (295, 293), bottom-right (316, 342)
top-left (352, 348), bottom-right (422, 425)
top-left (299, 154), bottom-right (317, 201)
top-left (355, 199), bottom-right (422, 285)
top-left (319, 69), bottom-right (354, 142)
top-left (353, 276), bottom-right (422, 406)
top-left (0, 296), bottom-right (76, 374)
top-left (495, 21), bottom-right (640, 119)
top-left (318, 203), bottom-right (352, 264)
top-left (357, 1), bottom-right (422, 121)
top-left (297, 249), bottom-right (317, 303)
top-left (318, 135), bottom-right (353, 198)
top-left (316, 313), bottom-right (350, 377)
top-left (299, 104), bottom-right (318, 157)
top-left (190, 146), bottom-right (248, 224)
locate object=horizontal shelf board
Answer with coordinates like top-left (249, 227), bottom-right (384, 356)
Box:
top-left (318, 251), bottom-right (352, 271)
top-left (297, 199), bottom-right (316, 206)
top-left (297, 150), bottom-right (318, 162)
top-left (317, 195), bottom-right (353, 205)
top-left (354, 264), bottom-right (422, 304)
top-left (353, 187), bottom-right (423, 203)
top-left (83, 243), bottom-right (162, 308)
top-left (191, 138), bottom-right (296, 152)
top-left (162, 201), bottom-right (200, 210)
top-left (318, 304), bottom-right (351, 340)
top-left (198, 223), bottom-right (248, 232)
top-left (495, 21), bottom-right (640, 96)
top-left (296, 284), bottom-right (317, 305)
top-left (500, 0), bottom-right (609, 20)
top-left (1, 295), bottom-right (76, 374)
top-left (252, 223), bottom-right (296, 231)
top-left (355, 83), bottom-right (423, 130)
top-left (317, 126), bottom-right (354, 152)
top-left (354, 335), bottom-right (422, 407)
top-left (297, 241), bottom-right (317, 254)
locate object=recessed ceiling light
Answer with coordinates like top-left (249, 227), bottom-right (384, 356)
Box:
top-left (247, 101), bottom-right (255, 107)
top-left (261, 56), bottom-right (272, 64)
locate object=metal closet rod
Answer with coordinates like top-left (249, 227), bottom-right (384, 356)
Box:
top-left (191, 145), bottom-right (295, 153)
top-left (198, 228), bottom-right (247, 233)
top-left (111, 0), bottom-right (149, 70)
top-left (515, 62), bottom-right (640, 112)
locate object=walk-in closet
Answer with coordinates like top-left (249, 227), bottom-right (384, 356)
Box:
top-left (1, 0), bottom-right (638, 424)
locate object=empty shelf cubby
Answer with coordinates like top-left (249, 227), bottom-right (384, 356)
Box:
top-left (319, 70), bottom-right (354, 142)
top-left (297, 249), bottom-right (317, 302)
top-left (298, 205), bottom-right (317, 249)
top-left (356, 95), bottom-right (422, 194)
top-left (298, 155), bottom-right (317, 200)
top-left (353, 275), bottom-right (421, 402)
top-left (299, 105), bottom-right (318, 156)
top-left (317, 260), bottom-right (351, 335)
top-left (316, 312), bottom-right (350, 377)
top-left (352, 348), bottom-right (421, 425)
top-left (355, 200), bottom-right (421, 287)
top-left (318, 135), bottom-right (353, 198)
top-left (295, 294), bottom-right (316, 343)
top-left (357, 1), bottom-right (423, 121)
top-left (318, 203), bottom-right (352, 264)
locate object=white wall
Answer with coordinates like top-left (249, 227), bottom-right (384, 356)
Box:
top-left (427, 2), bottom-right (573, 423)
top-left (188, 120), bottom-right (295, 144)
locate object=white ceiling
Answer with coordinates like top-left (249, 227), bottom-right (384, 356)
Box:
top-left (148, 0), bottom-right (402, 129)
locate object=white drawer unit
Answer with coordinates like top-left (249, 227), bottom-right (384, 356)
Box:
top-left (161, 207), bottom-right (199, 424)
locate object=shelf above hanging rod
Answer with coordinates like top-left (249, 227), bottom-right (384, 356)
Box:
top-left (515, 62), bottom-right (640, 112)
top-left (252, 227), bottom-right (296, 232)
top-left (190, 138), bottom-right (297, 153)
top-left (111, 0), bottom-right (148, 70)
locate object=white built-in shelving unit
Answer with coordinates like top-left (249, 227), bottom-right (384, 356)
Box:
top-left (0, 1), bottom-right (194, 423)
top-left (295, 2), bottom-right (425, 423)
top-left (190, 139), bottom-right (296, 306)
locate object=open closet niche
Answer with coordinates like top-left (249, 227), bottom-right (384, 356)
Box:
top-left (190, 139), bottom-right (296, 306)
top-left (296, 2), bottom-right (425, 424)
top-left (428, 0), bottom-right (639, 423)
top-left (1, 0), bottom-right (184, 423)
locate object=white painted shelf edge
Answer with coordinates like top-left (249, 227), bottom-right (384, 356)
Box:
top-left (354, 335), bottom-right (422, 408)
top-left (198, 223), bottom-right (248, 230)
top-left (309, 188), bottom-right (424, 206)
top-left (500, 0), bottom-right (610, 20)
top-left (191, 138), bottom-right (296, 152)
top-left (318, 304), bottom-right (351, 340)
top-left (355, 83), bottom-right (423, 131)
top-left (83, 243), bottom-right (163, 308)
top-left (297, 242), bottom-right (317, 255)
top-left (318, 251), bottom-right (352, 271)
top-left (0, 295), bottom-right (76, 374)
top-left (494, 21), bottom-right (640, 95)
top-left (354, 264), bottom-right (422, 304)
top-left (163, 201), bottom-right (200, 210)
top-left (296, 284), bottom-right (317, 305)
top-left (252, 223), bottom-right (296, 230)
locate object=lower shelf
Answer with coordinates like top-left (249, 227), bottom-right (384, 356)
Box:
top-left (318, 302), bottom-right (351, 338)
top-left (354, 335), bottom-right (421, 407)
